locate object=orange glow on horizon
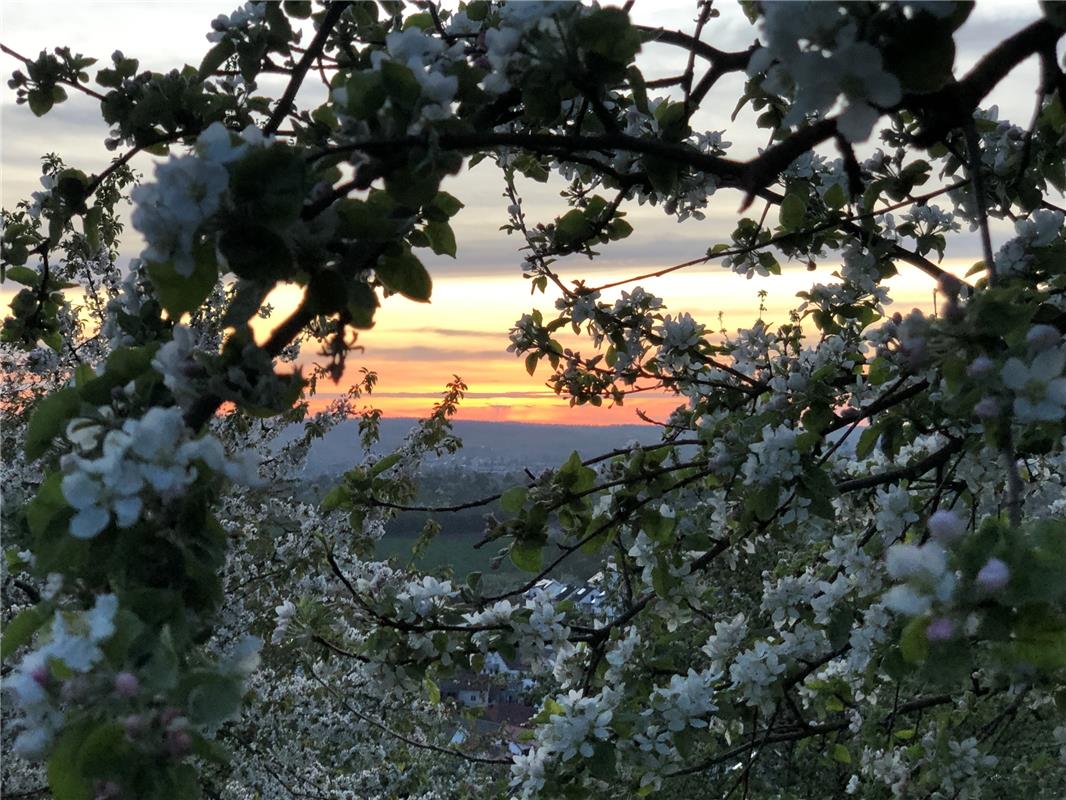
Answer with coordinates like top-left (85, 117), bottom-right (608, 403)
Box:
top-left (250, 258), bottom-right (963, 426)
top-left (1, 257), bottom-right (960, 426)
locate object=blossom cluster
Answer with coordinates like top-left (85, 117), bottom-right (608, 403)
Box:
top-left (994, 208), bottom-right (1064, 277)
top-left (130, 122), bottom-right (271, 276)
top-left (60, 405), bottom-right (257, 538)
top-left (749, 3), bottom-right (901, 141)
top-left (206, 1), bottom-right (266, 43)
top-left (5, 595), bottom-right (118, 759)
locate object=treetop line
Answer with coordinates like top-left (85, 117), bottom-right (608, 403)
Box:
top-left (1, 2), bottom-right (1066, 799)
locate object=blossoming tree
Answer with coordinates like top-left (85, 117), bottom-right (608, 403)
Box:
top-left (3, 1), bottom-right (1066, 798)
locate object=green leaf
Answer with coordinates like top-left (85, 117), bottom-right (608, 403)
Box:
top-left (464, 0), bottom-right (486, 20)
top-left (802, 402), bottom-right (833, 434)
top-left (652, 563), bottom-right (675, 598)
top-left (655, 101), bottom-right (688, 141)
top-left (607, 218), bottom-right (633, 240)
top-left (346, 280), bottom-right (378, 328)
top-left (589, 741), bottom-right (617, 780)
top-left (147, 243), bottom-right (219, 319)
top-left (900, 160), bottom-right (932, 187)
top-left (187, 674), bottom-right (244, 726)
top-left (27, 89), bottom-right (55, 117)
top-left (78, 723), bottom-right (127, 777)
top-left (1, 604), bottom-right (51, 662)
top-left (867, 357), bottom-right (892, 386)
top-left (344, 71), bottom-right (387, 119)
top-left (199, 38), bottom-right (235, 79)
top-left (500, 486), bottom-right (527, 514)
top-left (576, 7), bottom-right (641, 80)
top-left (191, 733), bottom-right (232, 766)
top-left (780, 190), bottom-right (807, 230)
top-left (430, 191), bottom-right (463, 219)
top-left (376, 249), bottom-right (432, 302)
top-left (641, 507), bottom-right (676, 542)
top-left (321, 485), bottom-right (348, 511)
top-left (832, 743), bottom-right (851, 764)
top-left (522, 70), bottom-right (561, 122)
top-left (510, 539), bottom-right (543, 572)
top-left (82, 205), bottom-right (102, 251)
top-left (218, 221), bottom-right (293, 281)
top-left (798, 466), bottom-right (838, 520)
top-left (370, 453), bottom-right (401, 475)
top-left (423, 676), bottom-right (441, 704)
top-left (283, 0), bottom-right (312, 18)
top-left (79, 345), bottom-right (157, 405)
top-left (26, 387), bottom-right (81, 459)
top-left (26, 471), bottom-right (67, 538)
top-left (644, 154), bottom-right (679, 195)
top-left (748, 483), bottom-right (780, 521)
top-left (555, 209), bottom-right (591, 247)
top-left (5, 265), bottom-right (40, 286)
top-left (856, 424), bottom-right (880, 460)
top-left (161, 763), bottom-right (202, 799)
top-left (384, 167), bottom-right (441, 208)
top-left (883, 19), bottom-right (956, 94)
top-left (222, 280), bottom-right (273, 327)
top-left (900, 616), bottom-right (930, 664)
top-left (627, 65), bottom-right (649, 113)
top-left (823, 183), bottom-right (846, 210)
top-left (424, 220), bottom-right (457, 257)
top-left (143, 629), bottom-right (180, 691)
top-left (525, 352), bottom-right (538, 376)
top-left (379, 60), bottom-right (422, 110)
top-left (229, 145), bottom-right (307, 224)
top-left (48, 723), bottom-right (93, 800)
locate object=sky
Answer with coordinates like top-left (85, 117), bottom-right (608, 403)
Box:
top-left (1, 0), bottom-right (1057, 425)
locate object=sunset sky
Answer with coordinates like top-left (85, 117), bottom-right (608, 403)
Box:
top-left (1, 1), bottom-right (1053, 424)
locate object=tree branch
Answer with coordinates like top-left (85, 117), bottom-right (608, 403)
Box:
top-left (835, 438), bottom-right (964, 493)
top-left (0, 43), bottom-right (107, 102)
top-left (264, 2), bottom-right (351, 135)
top-left (910, 19), bottom-right (1065, 147)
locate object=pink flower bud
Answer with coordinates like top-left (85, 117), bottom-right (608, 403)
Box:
top-left (976, 558), bottom-right (1010, 592)
top-left (967, 355), bottom-right (993, 377)
top-left (974, 396), bottom-right (999, 419)
top-left (166, 729), bottom-right (192, 758)
top-left (30, 666), bottom-right (49, 686)
top-left (160, 707), bottom-right (182, 728)
top-left (927, 509), bottom-right (965, 543)
top-left (113, 672), bottom-right (139, 698)
top-left (926, 617), bottom-right (956, 642)
top-left (1026, 324), bottom-right (1060, 352)
top-left (123, 714), bottom-right (145, 739)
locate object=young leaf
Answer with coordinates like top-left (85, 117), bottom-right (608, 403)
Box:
top-left (26, 387), bottom-right (81, 459)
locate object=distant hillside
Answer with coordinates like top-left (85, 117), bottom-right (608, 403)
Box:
top-left (299, 418), bottom-right (663, 476)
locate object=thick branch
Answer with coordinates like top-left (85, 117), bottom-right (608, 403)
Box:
top-left (835, 438), bottom-right (964, 493)
top-left (636, 26), bottom-right (754, 71)
top-left (910, 18), bottom-right (1065, 146)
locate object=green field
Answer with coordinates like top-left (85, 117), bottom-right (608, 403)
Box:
top-left (376, 530), bottom-right (599, 592)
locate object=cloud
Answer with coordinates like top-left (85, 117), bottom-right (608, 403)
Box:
top-left (392, 327), bottom-right (510, 339)
top-left (356, 346), bottom-right (507, 362)
top-left (346, 390), bottom-right (558, 399)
